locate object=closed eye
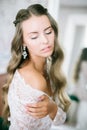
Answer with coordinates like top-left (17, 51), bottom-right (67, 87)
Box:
top-left (45, 27), bottom-right (53, 35)
top-left (31, 36), bottom-right (38, 39)
top-left (45, 31), bottom-right (52, 35)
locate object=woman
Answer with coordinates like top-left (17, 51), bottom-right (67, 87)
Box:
top-left (3, 4), bottom-right (70, 130)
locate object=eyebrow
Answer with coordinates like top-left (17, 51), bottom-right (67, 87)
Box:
top-left (44, 26), bottom-right (52, 31)
top-left (28, 26), bottom-right (52, 34)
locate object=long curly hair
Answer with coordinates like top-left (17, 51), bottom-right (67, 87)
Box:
top-left (2, 4), bottom-right (70, 122)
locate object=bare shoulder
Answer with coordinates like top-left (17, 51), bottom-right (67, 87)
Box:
top-left (18, 66), bottom-right (47, 93)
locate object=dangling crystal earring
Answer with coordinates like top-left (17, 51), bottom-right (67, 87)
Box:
top-left (22, 46), bottom-right (28, 59)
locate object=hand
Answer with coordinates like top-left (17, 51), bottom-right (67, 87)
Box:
top-left (25, 95), bottom-right (57, 119)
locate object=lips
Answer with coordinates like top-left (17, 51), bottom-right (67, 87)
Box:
top-left (41, 46), bottom-right (52, 52)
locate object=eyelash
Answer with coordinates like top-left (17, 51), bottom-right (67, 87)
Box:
top-left (31, 31), bottom-right (52, 40)
top-left (31, 37), bottom-right (37, 39)
top-left (45, 31), bottom-right (52, 35)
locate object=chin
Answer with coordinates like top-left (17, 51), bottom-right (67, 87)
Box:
top-left (44, 52), bottom-right (53, 58)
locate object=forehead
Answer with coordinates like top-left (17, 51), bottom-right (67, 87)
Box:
top-left (22, 15), bottom-right (51, 33)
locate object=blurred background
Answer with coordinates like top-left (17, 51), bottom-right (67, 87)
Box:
top-left (0, 0), bottom-right (87, 130)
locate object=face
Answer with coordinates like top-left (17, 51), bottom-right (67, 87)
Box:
top-left (22, 15), bottom-right (55, 59)
top-left (80, 61), bottom-right (87, 79)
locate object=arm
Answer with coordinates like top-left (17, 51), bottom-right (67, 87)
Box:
top-left (26, 95), bottom-right (66, 126)
top-left (52, 106), bottom-right (66, 126)
top-left (44, 96), bottom-right (66, 126)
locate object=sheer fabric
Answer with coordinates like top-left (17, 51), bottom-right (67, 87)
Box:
top-left (8, 70), bottom-right (66, 130)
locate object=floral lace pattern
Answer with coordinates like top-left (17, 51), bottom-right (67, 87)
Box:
top-left (8, 70), bottom-right (66, 130)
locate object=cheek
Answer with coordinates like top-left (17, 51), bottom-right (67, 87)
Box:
top-left (27, 42), bottom-right (40, 54)
top-left (25, 39), bottom-right (35, 50)
top-left (50, 33), bottom-right (55, 44)
top-left (50, 37), bottom-right (55, 49)
top-left (27, 44), bottom-right (36, 52)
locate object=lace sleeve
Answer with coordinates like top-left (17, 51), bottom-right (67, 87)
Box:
top-left (52, 107), bottom-right (66, 126)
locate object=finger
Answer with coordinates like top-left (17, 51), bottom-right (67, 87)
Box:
top-left (26, 100), bottom-right (46, 108)
top-left (38, 94), bottom-right (48, 101)
top-left (27, 110), bottom-right (47, 119)
top-left (26, 103), bottom-right (40, 108)
top-left (26, 104), bottom-right (45, 113)
top-left (26, 104), bottom-right (48, 114)
top-left (26, 106), bottom-right (40, 113)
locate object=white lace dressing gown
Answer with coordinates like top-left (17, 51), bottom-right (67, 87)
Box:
top-left (8, 70), bottom-right (66, 130)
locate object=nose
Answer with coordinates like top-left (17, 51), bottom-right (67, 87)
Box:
top-left (41, 34), bottom-right (48, 44)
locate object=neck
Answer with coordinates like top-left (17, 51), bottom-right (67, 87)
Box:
top-left (30, 56), bottom-right (46, 74)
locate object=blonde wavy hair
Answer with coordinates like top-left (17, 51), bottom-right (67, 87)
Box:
top-left (2, 4), bottom-right (70, 123)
